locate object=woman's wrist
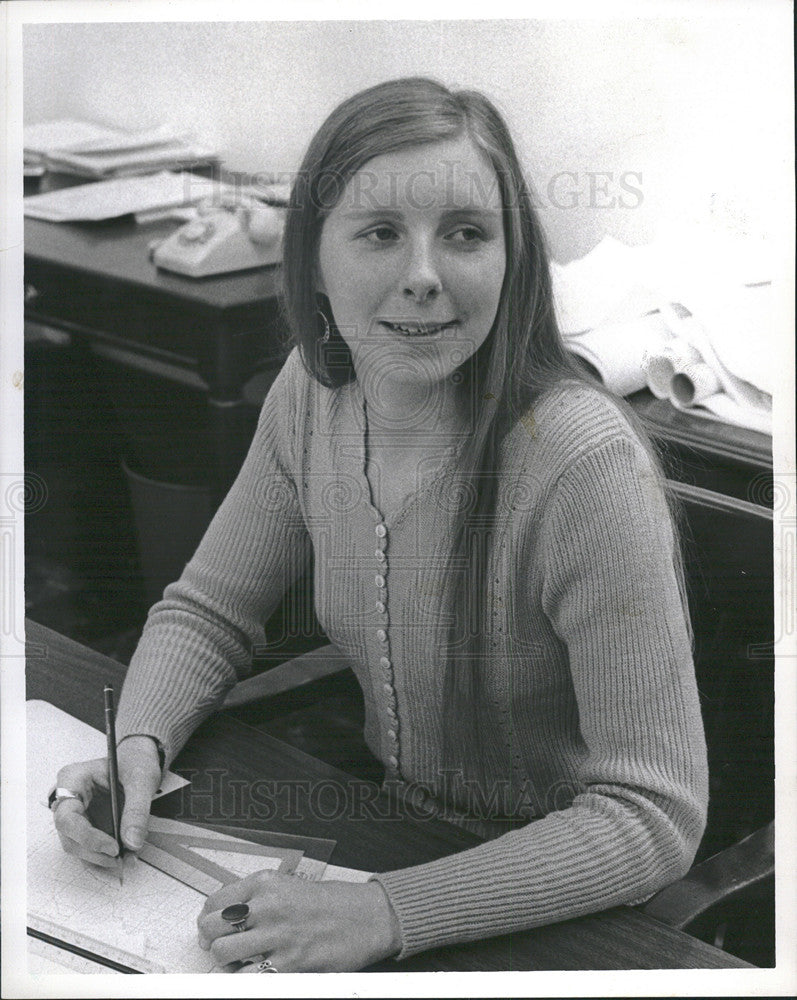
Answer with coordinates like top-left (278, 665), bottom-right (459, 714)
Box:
top-left (364, 880), bottom-right (402, 961)
top-left (117, 734), bottom-right (165, 774)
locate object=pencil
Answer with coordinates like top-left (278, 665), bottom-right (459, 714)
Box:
top-left (103, 684), bottom-right (124, 858)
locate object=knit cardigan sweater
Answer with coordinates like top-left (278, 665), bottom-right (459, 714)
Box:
top-left (117, 347), bottom-right (709, 960)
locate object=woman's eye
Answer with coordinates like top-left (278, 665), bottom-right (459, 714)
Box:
top-left (363, 226), bottom-right (398, 244)
top-left (448, 226), bottom-right (484, 244)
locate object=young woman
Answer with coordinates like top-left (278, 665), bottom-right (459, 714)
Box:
top-left (52, 77), bottom-right (708, 972)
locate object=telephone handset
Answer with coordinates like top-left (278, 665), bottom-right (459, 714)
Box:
top-left (151, 201), bottom-right (285, 278)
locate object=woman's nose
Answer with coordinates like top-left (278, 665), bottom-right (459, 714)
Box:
top-left (402, 243), bottom-right (442, 303)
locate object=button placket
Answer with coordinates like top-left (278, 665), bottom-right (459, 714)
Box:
top-left (373, 521), bottom-right (400, 774)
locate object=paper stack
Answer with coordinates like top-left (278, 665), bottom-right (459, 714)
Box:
top-left (24, 118), bottom-right (218, 179)
top-left (23, 170), bottom-right (230, 222)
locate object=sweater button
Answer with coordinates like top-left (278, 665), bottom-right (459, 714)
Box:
top-left (410, 786), bottom-right (427, 808)
top-left (375, 549), bottom-right (386, 563)
top-left (376, 628), bottom-right (388, 643)
top-left (379, 655), bottom-right (391, 669)
top-left (387, 729), bottom-right (397, 741)
top-left (388, 755), bottom-right (399, 768)
top-left (383, 682), bottom-right (393, 694)
top-left (375, 523), bottom-right (387, 538)
top-left (375, 600), bottom-right (386, 614)
top-left (375, 574), bottom-right (386, 589)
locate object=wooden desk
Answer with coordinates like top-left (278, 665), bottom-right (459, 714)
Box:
top-left (25, 619), bottom-right (752, 972)
top-left (25, 214), bottom-right (288, 498)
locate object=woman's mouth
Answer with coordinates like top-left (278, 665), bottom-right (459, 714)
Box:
top-left (380, 320), bottom-right (459, 338)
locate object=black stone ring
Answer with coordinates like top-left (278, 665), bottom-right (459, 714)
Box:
top-left (221, 902), bottom-right (250, 932)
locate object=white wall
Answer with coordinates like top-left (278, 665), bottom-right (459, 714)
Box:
top-left (23, 16), bottom-right (790, 261)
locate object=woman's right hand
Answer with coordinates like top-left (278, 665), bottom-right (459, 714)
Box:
top-left (52, 735), bottom-right (162, 868)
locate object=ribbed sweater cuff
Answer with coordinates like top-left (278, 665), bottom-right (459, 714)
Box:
top-left (115, 709), bottom-right (186, 773)
top-left (370, 869), bottom-right (453, 960)
top-left (368, 792), bottom-right (696, 960)
top-left (370, 857), bottom-right (536, 960)
top-left (116, 697), bottom-right (224, 772)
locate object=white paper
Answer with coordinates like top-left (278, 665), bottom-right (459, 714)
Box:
top-left (27, 786), bottom-right (218, 972)
top-left (321, 863), bottom-right (374, 883)
top-left (553, 233), bottom-right (777, 401)
top-left (27, 700), bottom-right (188, 799)
top-left (554, 234), bottom-right (775, 434)
top-left (23, 171), bottom-right (227, 222)
top-left (673, 392), bottom-right (774, 436)
top-left (551, 236), bottom-right (661, 335)
top-left (674, 282), bottom-right (776, 397)
top-left (45, 141), bottom-right (217, 178)
top-left (26, 701), bottom-right (370, 972)
top-left (28, 933), bottom-right (123, 974)
top-left (23, 120), bottom-right (139, 156)
top-left (565, 313), bottom-right (669, 396)
top-left (653, 306), bottom-right (772, 433)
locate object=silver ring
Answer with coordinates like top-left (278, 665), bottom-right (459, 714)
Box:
top-left (48, 787), bottom-right (83, 811)
top-left (221, 902), bottom-right (250, 932)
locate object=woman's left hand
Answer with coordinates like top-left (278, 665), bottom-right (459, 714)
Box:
top-left (197, 870), bottom-right (402, 972)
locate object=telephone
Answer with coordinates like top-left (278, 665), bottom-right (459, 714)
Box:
top-left (151, 201), bottom-right (285, 278)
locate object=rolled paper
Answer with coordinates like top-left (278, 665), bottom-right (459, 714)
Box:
top-left (670, 361), bottom-right (722, 407)
top-left (662, 337), bottom-right (702, 368)
top-left (643, 334), bottom-right (704, 399)
top-left (567, 312), bottom-right (669, 397)
top-left (644, 353), bottom-right (676, 399)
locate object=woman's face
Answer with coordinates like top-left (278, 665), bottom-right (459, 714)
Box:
top-left (316, 136), bottom-right (506, 391)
